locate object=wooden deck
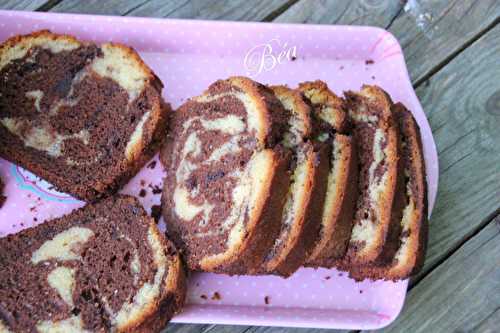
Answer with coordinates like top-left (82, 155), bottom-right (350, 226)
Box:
top-left (1, 1), bottom-right (499, 332)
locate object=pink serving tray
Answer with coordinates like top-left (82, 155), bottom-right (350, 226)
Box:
top-left (0, 10), bottom-right (438, 330)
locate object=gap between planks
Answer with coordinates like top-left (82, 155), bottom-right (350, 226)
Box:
top-left (35, 0), bottom-right (62, 12)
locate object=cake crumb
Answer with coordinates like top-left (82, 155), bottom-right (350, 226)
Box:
top-left (291, 56), bottom-right (297, 61)
top-left (147, 160), bottom-right (157, 169)
top-left (338, 273), bottom-right (343, 277)
top-left (324, 276), bottom-right (331, 280)
top-left (200, 294), bottom-right (208, 300)
top-left (139, 189), bottom-right (147, 197)
top-left (371, 75), bottom-right (376, 80)
top-left (339, 65), bottom-right (344, 70)
top-left (140, 179), bottom-right (146, 186)
top-left (359, 290), bottom-right (363, 294)
top-left (365, 59), bottom-right (374, 65)
top-left (150, 204), bottom-right (162, 223)
top-left (211, 292), bottom-right (221, 301)
top-left (264, 296), bottom-right (270, 305)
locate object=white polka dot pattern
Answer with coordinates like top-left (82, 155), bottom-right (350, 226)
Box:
top-left (0, 10), bottom-right (438, 330)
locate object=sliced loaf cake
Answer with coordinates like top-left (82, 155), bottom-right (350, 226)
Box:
top-left (0, 30), bottom-right (168, 201)
top-left (297, 81), bottom-right (359, 267)
top-left (347, 103), bottom-right (428, 280)
top-left (341, 85), bottom-right (401, 265)
top-left (0, 195), bottom-right (186, 332)
top-left (257, 85), bottom-right (330, 277)
top-left (161, 77), bottom-right (291, 275)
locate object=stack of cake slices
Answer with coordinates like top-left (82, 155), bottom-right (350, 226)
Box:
top-left (162, 77), bottom-right (428, 281)
top-left (0, 31), bottom-right (187, 332)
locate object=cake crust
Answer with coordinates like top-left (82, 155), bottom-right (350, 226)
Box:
top-left (298, 80), bottom-right (350, 134)
top-left (0, 30), bottom-right (168, 201)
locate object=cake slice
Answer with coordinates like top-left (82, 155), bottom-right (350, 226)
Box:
top-left (347, 103), bottom-right (428, 280)
top-left (341, 85), bottom-right (401, 265)
top-left (297, 81), bottom-right (359, 267)
top-left (0, 195), bottom-right (186, 332)
top-left (0, 30), bottom-right (168, 201)
top-left (257, 85), bottom-right (330, 277)
top-left (161, 77), bottom-right (291, 275)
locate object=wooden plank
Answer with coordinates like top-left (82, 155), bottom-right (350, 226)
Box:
top-left (388, 0), bottom-right (500, 85)
top-left (47, 0), bottom-right (153, 15)
top-left (473, 308), bottom-right (500, 333)
top-left (409, 24), bottom-right (500, 280)
top-left (275, 0), bottom-right (500, 86)
top-left (126, 0), bottom-right (294, 21)
top-left (162, 323), bottom-right (214, 333)
top-left (0, 0), bottom-right (53, 10)
top-left (273, 0), bottom-right (404, 27)
top-left (379, 215), bottom-right (500, 332)
top-left (48, 0), bottom-right (294, 21)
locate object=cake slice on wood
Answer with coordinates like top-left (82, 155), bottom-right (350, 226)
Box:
top-left (0, 195), bottom-right (186, 332)
top-left (161, 77), bottom-right (291, 275)
top-left (297, 81), bottom-right (359, 268)
top-left (341, 85), bottom-right (401, 265)
top-left (346, 103), bottom-right (428, 280)
top-left (256, 85), bottom-right (330, 277)
top-left (0, 30), bottom-right (168, 201)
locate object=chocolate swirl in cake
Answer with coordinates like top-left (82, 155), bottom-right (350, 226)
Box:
top-left (297, 81), bottom-right (359, 268)
top-left (341, 85), bottom-right (401, 265)
top-left (0, 195), bottom-right (186, 332)
top-left (257, 85), bottom-right (330, 277)
top-left (161, 77), bottom-right (291, 275)
top-left (0, 30), bottom-right (168, 201)
top-left (346, 103), bottom-right (428, 281)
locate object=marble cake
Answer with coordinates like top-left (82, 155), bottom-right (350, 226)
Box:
top-left (297, 81), bottom-right (359, 268)
top-left (257, 85), bottom-right (330, 277)
top-left (0, 30), bottom-right (168, 201)
top-left (161, 77), bottom-right (291, 275)
top-left (347, 103), bottom-right (428, 281)
top-left (341, 85), bottom-right (402, 265)
top-left (0, 195), bottom-right (186, 332)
